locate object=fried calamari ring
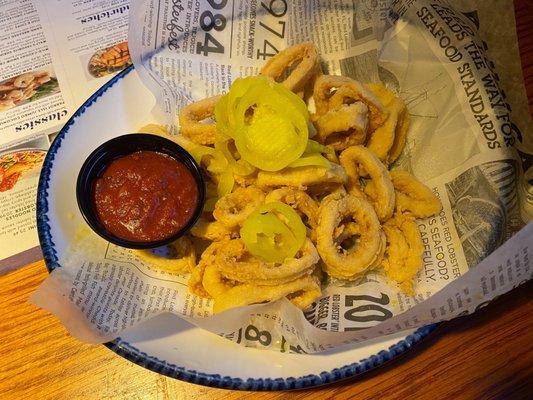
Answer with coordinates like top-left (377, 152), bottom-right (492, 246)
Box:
top-left (194, 239), bottom-right (321, 313)
top-left (133, 236), bottom-right (196, 274)
top-left (314, 102), bottom-right (369, 151)
top-left (178, 95), bottom-right (221, 145)
top-left (390, 170), bottom-right (442, 218)
top-left (211, 238), bottom-right (319, 285)
top-left (211, 274), bottom-right (321, 314)
top-left (313, 75), bottom-right (387, 131)
top-left (256, 163), bottom-right (347, 190)
top-left (213, 186), bottom-right (265, 228)
top-left (260, 42), bottom-right (320, 93)
top-left (382, 214), bottom-right (424, 295)
top-left (265, 188), bottom-right (319, 240)
top-left (366, 84), bottom-right (409, 163)
top-left (339, 146), bottom-right (395, 222)
top-left (188, 262), bottom-right (209, 297)
top-left (332, 219), bottom-right (386, 273)
top-left (316, 193), bottom-right (385, 280)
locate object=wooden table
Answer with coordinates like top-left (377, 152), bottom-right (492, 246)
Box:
top-left (1, 2), bottom-right (532, 399)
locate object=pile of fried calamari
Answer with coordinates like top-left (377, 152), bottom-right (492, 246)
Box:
top-left (140, 43), bottom-right (442, 314)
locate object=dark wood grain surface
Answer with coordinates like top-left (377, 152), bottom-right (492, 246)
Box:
top-left (515, 0), bottom-right (533, 115)
top-left (1, 1), bottom-right (532, 399)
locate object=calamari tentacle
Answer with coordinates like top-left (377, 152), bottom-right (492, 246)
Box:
top-left (189, 240), bottom-right (228, 297)
top-left (190, 217), bottom-right (237, 241)
top-left (382, 214), bottom-right (424, 295)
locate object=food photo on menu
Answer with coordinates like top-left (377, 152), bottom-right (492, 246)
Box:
top-left (0, 136), bottom-right (49, 272)
top-left (0, 70), bottom-right (59, 112)
top-left (87, 41), bottom-right (132, 78)
top-left (0, 0), bottom-right (532, 397)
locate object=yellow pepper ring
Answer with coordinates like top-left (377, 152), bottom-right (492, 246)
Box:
top-left (215, 76), bottom-right (310, 172)
top-left (240, 201), bottom-right (306, 263)
top-left (288, 153), bottom-right (330, 169)
top-left (234, 83), bottom-right (308, 171)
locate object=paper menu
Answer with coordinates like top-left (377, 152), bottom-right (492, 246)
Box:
top-left (0, 0), bottom-right (131, 270)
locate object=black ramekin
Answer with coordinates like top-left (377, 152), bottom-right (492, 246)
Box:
top-left (76, 133), bottom-right (205, 249)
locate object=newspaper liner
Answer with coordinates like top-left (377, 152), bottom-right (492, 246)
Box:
top-left (32, 0), bottom-right (532, 353)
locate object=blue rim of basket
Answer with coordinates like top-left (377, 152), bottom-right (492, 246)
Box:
top-left (36, 64), bottom-right (438, 391)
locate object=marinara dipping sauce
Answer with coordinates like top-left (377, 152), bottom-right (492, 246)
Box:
top-left (93, 150), bottom-right (199, 242)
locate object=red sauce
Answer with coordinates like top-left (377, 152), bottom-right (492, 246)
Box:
top-left (93, 151), bottom-right (198, 242)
